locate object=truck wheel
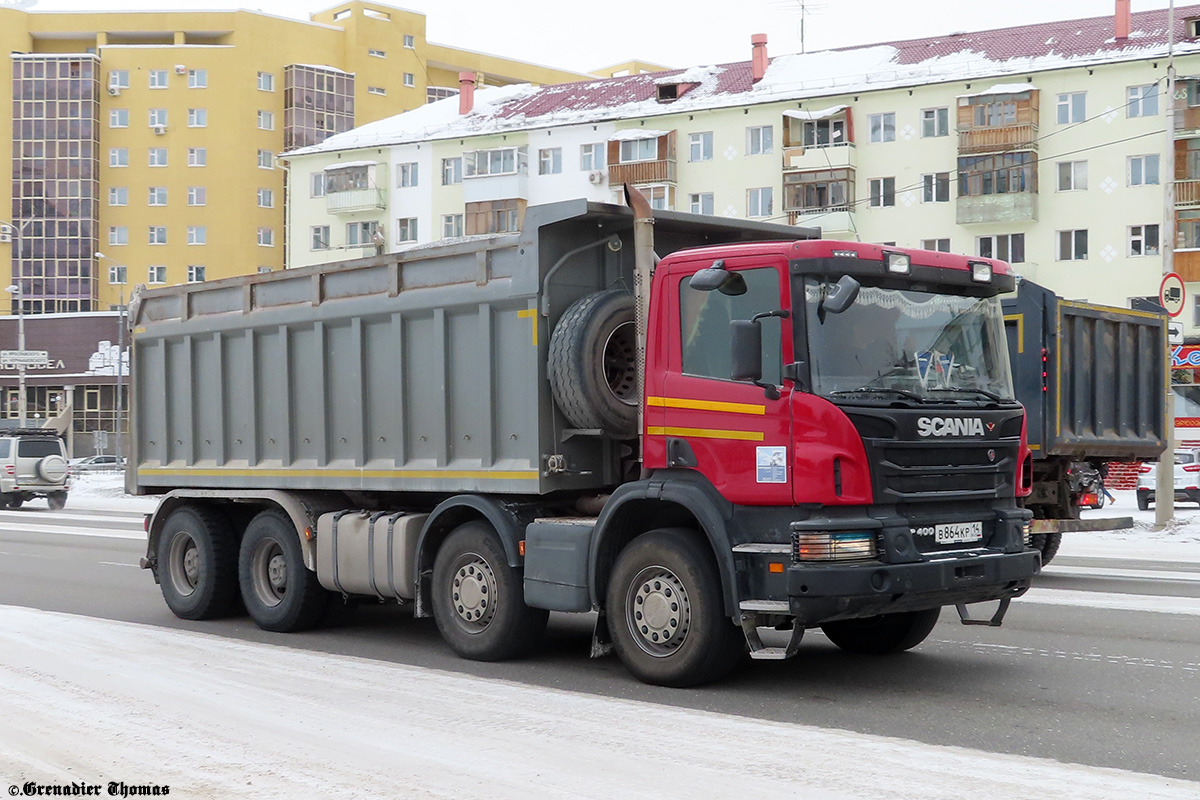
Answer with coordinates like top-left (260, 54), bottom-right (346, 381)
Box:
top-left (157, 505), bottom-right (239, 620)
top-left (606, 528), bottom-right (745, 687)
top-left (548, 289), bottom-right (638, 439)
top-left (47, 492), bottom-right (67, 511)
top-left (4, 494), bottom-right (22, 509)
top-left (239, 509), bottom-right (327, 633)
top-left (1029, 532), bottom-right (1063, 566)
top-left (821, 608), bottom-right (941, 655)
top-left (432, 521), bottom-right (548, 661)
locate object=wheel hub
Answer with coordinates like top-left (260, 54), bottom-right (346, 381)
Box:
top-left (627, 566), bottom-right (691, 657)
top-left (250, 539), bottom-right (287, 607)
top-left (603, 321), bottom-right (638, 407)
top-left (182, 546), bottom-right (200, 585)
top-left (166, 532), bottom-right (200, 596)
top-left (451, 557), bottom-right (497, 630)
top-left (267, 553), bottom-right (287, 592)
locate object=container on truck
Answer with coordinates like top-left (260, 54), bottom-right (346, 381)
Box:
top-left (134, 197), bottom-right (1039, 687)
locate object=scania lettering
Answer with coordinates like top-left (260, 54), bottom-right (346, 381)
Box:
top-left (133, 197), bottom-right (1039, 687)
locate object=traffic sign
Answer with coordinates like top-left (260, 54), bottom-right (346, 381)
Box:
top-left (1160, 273), bottom-right (1186, 318)
top-left (1169, 321), bottom-right (1185, 345)
top-left (0, 349), bottom-right (48, 366)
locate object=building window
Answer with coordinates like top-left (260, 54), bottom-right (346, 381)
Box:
top-left (747, 187), bottom-right (773, 217)
top-left (257, 227), bottom-right (274, 247)
top-left (187, 265), bottom-right (206, 283)
top-left (188, 69), bottom-right (207, 88)
top-left (922, 172), bottom-right (950, 203)
top-left (746, 125), bottom-right (773, 155)
top-left (690, 192), bottom-right (714, 215)
top-left (148, 226), bottom-right (168, 245)
top-left (108, 226), bottom-right (128, 246)
top-left (869, 177), bottom-right (896, 207)
top-left (394, 162), bottom-right (418, 187)
top-left (311, 225), bottom-right (330, 250)
top-left (783, 169), bottom-right (853, 211)
top-left (109, 148), bottom-right (128, 167)
top-left (257, 188), bottom-right (274, 208)
top-left (1128, 84), bottom-right (1159, 117)
top-left (403, 34), bottom-right (415, 48)
top-left (442, 214), bottom-right (464, 238)
top-left (367, 86), bottom-right (386, 96)
top-left (149, 148), bottom-right (168, 167)
top-left (149, 69), bottom-right (168, 88)
top-left (403, 73), bottom-right (415, 87)
top-left (442, 157), bottom-right (462, 185)
top-left (346, 221), bottom-right (380, 247)
top-left (869, 112), bottom-right (896, 143)
top-left (108, 264), bottom-right (126, 284)
top-left (1057, 229), bottom-right (1089, 261)
top-left (109, 108), bottom-right (128, 128)
top-left (580, 143), bottom-right (605, 170)
top-left (257, 72), bottom-right (274, 92)
top-left (1056, 160), bottom-right (1088, 191)
top-left (635, 184), bottom-right (673, 211)
top-left (188, 225), bottom-right (207, 245)
top-left (396, 218), bottom-right (418, 242)
top-left (1129, 224), bottom-right (1160, 256)
top-left (188, 148), bottom-right (207, 167)
top-left (149, 108), bottom-right (168, 127)
top-left (921, 107), bottom-right (949, 138)
top-left (427, 86), bottom-right (458, 104)
top-left (921, 238), bottom-right (951, 252)
top-left (188, 108), bottom-right (207, 127)
top-left (619, 138), bottom-right (658, 163)
top-left (188, 186), bottom-right (206, 206)
top-left (258, 150), bottom-right (274, 169)
top-left (148, 265), bottom-right (166, 284)
top-left (368, 48), bottom-right (386, 58)
top-left (977, 233), bottom-right (1025, 263)
top-left (257, 266), bottom-right (273, 274)
top-left (958, 153), bottom-right (1035, 196)
top-left (689, 132), bottom-right (713, 162)
top-left (465, 200), bottom-right (523, 234)
top-left (1129, 154), bottom-right (1160, 186)
top-left (109, 187), bottom-right (128, 206)
top-left (465, 147), bottom-right (526, 176)
top-left (258, 110), bottom-right (274, 130)
top-left (800, 117), bottom-right (846, 147)
top-left (1057, 92), bottom-right (1086, 124)
top-left (109, 69), bottom-right (129, 89)
top-left (311, 172), bottom-right (326, 197)
top-left (538, 148), bottom-right (562, 175)
top-left (972, 100), bottom-right (1017, 127)
top-left (148, 187), bottom-right (167, 206)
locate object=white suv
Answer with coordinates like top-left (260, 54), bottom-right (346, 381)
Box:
top-left (1136, 449), bottom-right (1200, 510)
top-left (0, 430), bottom-right (69, 510)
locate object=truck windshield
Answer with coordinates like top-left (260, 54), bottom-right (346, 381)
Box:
top-left (804, 280), bottom-right (1015, 402)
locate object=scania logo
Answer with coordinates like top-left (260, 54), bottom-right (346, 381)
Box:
top-left (917, 416), bottom-right (986, 437)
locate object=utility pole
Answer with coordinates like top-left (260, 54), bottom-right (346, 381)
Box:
top-left (116, 287), bottom-right (124, 464)
top-left (1158, 0), bottom-right (1178, 527)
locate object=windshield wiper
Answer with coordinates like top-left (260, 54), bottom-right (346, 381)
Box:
top-left (927, 387), bottom-right (1006, 402)
top-left (829, 387), bottom-right (926, 402)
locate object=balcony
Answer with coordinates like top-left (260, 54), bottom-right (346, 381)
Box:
top-left (786, 209), bottom-right (856, 237)
top-left (957, 124), bottom-right (1038, 155)
top-left (608, 158), bottom-right (677, 187)
top-left (956, 192), bottom-right (1038, 225)
top-left (1176, 250), bottom-right (1200, 282)
top-left (1177, 179), bottom-right (1200, 208)
top-left (326, 187), bottom-right (386, 214)
top-left (781, 143), bottom-right (856, 173)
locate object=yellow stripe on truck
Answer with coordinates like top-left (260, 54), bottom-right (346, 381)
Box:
top-left (138, 467), bottom-right (539, 480)
top-left (646, 426), bottom-right (765, 442)
top-left (646, 396), bottom-right (766, 415)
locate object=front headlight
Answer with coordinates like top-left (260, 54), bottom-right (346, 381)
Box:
top-left (793, 531), bottom-right (876, 562)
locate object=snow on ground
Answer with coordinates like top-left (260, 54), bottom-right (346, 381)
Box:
top-left (63, 471), bottom-right (158, 514)
top-left (0, 605), bottom-right (1196, 800)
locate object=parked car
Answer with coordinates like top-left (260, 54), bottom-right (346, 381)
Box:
top-left (1136, 449), bottom-right (1200, 510)
top-left (68, 454), bottom-right (125, 473)
top-left (0, 429), bottom-right (69, 509)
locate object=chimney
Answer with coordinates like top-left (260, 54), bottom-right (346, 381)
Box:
top-left (458, 71), bottom-right (476, 115)
top-left (751, 34), bottom-right (768, 82)
top-left (1115, 0), bottom-right (1131, 40)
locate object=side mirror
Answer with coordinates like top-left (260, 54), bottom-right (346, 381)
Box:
top-left (730, 320), bottom-right (762, 382)
top-left (820, 275), bottom-right (861, 316)
top-left (689, 261), bottom-right (747, 296)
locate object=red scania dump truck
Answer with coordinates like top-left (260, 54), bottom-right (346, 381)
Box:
top-left (134, 195), bottom-right (1040, 687)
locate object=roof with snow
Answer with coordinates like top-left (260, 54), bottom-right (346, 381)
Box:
top-left (286, 4), bottom-right (1200, 157)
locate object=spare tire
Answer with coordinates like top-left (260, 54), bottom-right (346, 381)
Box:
top-left (37, 454), bottom-right (69, 483)
top-left (548, 289), bottom-right (638, 439)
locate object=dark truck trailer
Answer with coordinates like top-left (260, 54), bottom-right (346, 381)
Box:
top-left (134, 198), bottom-right (1038, 687)
top-left (1003, 279), bottom-right (1167, 563)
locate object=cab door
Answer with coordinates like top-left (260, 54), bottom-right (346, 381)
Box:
top-left (656, 257), bottom-right (793, 505)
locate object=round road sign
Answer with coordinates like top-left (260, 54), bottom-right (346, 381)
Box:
top-left (1160, 272), bottom-right (1186, 318)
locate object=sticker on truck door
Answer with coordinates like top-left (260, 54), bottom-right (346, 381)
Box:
top-left (756, 446), bottom-right (787, 483)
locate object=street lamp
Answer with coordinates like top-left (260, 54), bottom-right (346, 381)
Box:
top-left (94, 252), bottom-right (125, 463)
top-left (4, 283), bottom-right (26, 427)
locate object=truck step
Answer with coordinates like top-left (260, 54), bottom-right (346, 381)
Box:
top-left (748, 646), bottom-right (792, 661)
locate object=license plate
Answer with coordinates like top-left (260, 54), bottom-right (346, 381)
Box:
top-left (933, 521), bottom-right (982, 544)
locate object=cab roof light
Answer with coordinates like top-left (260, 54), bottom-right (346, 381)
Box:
top-left (970, 261), bottom-right (993, 283)
top-left (885, 252), bottom-right (911, 275)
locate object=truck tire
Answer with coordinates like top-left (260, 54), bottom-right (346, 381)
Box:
top-left (239, 509), bottom-right (328, 633)
top-left (548, 289), bottom-right (638, 439)
top-left (431, 521), bottom-right (548, 661)
top-left (606, 528), bottom-right (745, 687)
top-left (821, 608), bottom-right (941, 655)
top-left (1030, 532), bottom-right (1063, 566)
top-left (3, 493), bottom-right (22, 509)
top-left (157, 505), bottom-right (239, 620)
top-left (1137, 491), bottom-right (1151, 511)
top-left (47, 491), bottom-right (66, 511)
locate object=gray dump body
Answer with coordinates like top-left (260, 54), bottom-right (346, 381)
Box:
top-left (129, 199), bottom-right (812, 497)
top-left (1003, 279), bottom-right (1167, 461)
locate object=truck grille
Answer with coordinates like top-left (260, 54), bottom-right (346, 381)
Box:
top-left (870, 441), bottom-right (1019, 501)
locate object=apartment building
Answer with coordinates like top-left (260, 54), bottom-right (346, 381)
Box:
top-left (284, 3), bottom-right (1200, 329)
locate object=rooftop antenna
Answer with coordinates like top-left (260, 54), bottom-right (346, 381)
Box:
top-left (790, 1), bottom-right (826, 54)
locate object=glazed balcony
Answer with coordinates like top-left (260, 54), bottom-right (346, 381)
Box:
top-left (608, 158), bottom-right (677, 186)
top-left (326, 187), bottom-right (386, 214)
top-left (957, 124), bottom-right (1038, 155)
top-left (781, 143), bottom-right (856, 172)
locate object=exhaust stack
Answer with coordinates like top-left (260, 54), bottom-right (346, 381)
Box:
top-left (624, 185), bottom-right (655, 461)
